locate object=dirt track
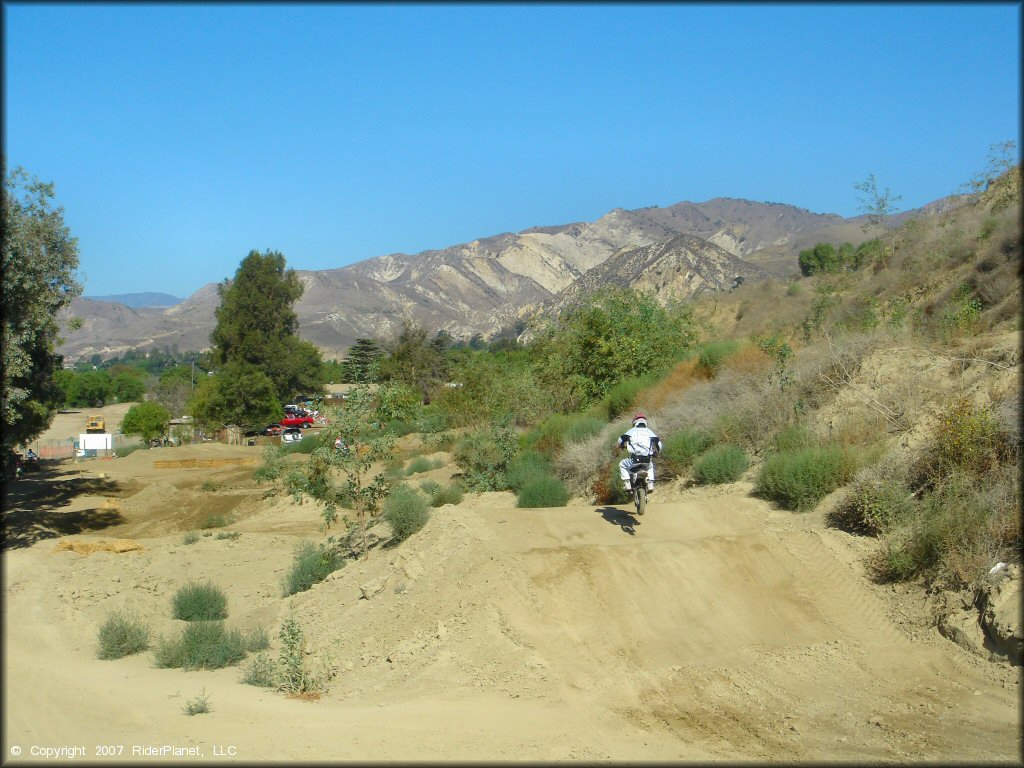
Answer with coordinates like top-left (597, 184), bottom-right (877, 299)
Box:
top-left (2, 443), bottom-right (1020, 762)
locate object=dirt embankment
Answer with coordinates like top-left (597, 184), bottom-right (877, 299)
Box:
top-left (2, 440), bottom-right (1019, 763)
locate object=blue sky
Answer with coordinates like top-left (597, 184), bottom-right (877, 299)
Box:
top-left (4, 2), bottom-right (1020, 298)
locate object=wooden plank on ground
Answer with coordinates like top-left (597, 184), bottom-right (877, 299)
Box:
top-left (153, 457), bottom-right (258, 470)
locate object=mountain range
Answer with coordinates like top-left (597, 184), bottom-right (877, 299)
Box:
top-left (83, 292), bottom-right (184, 309)
top-left (56, 194), bottom-right (965, 363)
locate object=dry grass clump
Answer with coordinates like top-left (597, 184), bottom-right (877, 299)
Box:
top-left (53, 539), bottom-right (142, 555)
top-left (638, 358), bottom-right (704, 412)
top-left (555, 429), bottom-right (616, 499)
top-left (720, 344), bottom-right (772, 375)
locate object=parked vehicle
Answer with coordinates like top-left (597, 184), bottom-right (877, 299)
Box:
top-left (261, 424), bottom-right (284, 436)
top-left (281, 427), bottom-right (303, 443)
top-left (280, 415), bottom-right (314, 429)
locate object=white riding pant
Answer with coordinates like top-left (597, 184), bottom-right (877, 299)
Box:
top-left (619, 456), bottom-right (654, 485)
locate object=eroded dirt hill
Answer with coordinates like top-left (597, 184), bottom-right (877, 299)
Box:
top-left (3, 443), bottom-right (1018, 762)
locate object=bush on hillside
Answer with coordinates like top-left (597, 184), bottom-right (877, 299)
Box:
top-left (172, 581), bottom-right (228, 621)
top-left (692, 445), bottom-right (749, 485)
top-left (697, 340), bottom-right (740, 377)
top-left (283, 540), bottom-right (345, 597)
top-left (404, 455), bottom-right (434, 475)
top-left (754, 445), bottom-right (854, 512)
top-left (516, 474), bottom-right (570, 508)
top-left (773, 424), bottom-right (818, 453)
top-left (506, 450), bottom-right (553, 492)
top-left (867, 468), bottom-right (1020, 586)
top-left (153, 621), bottom-right (248, 670)
top-left (429, 482), bottom-right (464, 507)
top-left (454, 422), bottom-right (518, 491)
top-left (282, 433), bottom-right (323, 454)
top-left (602, 372), bottom-right (662, 420)
top-left (96, 611), bottom-right (150, 660)
top-left (525, 413), bottom-right (607, 457)
top-left (657, 428), bottom-right (712, 480)
top-left (383, 485), bottom-right (430, 542)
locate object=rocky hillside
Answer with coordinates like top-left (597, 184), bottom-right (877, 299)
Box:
top-left (56, 196), bottom-right (953, 363)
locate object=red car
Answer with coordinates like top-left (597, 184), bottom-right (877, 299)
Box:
top-left (280, 415), bottom-right (315, 429)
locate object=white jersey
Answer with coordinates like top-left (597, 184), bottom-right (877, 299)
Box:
top-left (620, 425), bottom-right (659, 458)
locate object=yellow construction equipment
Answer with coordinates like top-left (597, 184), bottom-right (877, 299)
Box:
top-left (86, 414), bottom-right (105, 433)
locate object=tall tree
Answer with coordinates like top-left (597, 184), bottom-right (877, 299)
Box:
top-left (376, 320), bottom-right (448, 404)
top-left (531, 287), bottom-right (697, 408)
top-left (189, 360), bottom-right (283, 433)
top-left (204, 249), bottom-right (323, 422)
top-left (2, 166), bottom-right (81, 460)
top-left (343, 338), bottom-right (384, 383)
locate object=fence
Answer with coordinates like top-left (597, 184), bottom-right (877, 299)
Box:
top-left (27, 434), bottom-right (145, 460)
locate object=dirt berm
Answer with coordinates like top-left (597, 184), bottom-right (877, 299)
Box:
top-left (2, 445), bottom-right (1020, 762)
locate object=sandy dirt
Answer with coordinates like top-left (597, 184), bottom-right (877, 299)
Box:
top-left (2, 436), bottom-right (1020, 764)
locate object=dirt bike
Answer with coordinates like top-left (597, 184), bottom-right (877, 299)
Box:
top-left (626, 457), bottom-right (654, 517)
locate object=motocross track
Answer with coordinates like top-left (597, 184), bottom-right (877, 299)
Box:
top-left (2, 440), bottom-right (1020, 763)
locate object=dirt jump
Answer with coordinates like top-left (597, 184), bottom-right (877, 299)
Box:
top-left (2, 441), bottom-right (1020, 762)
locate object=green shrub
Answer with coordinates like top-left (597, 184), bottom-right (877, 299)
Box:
top-left (564, 415), bottom-right (606, 444)
top-left (506, 450), bottom-right (552, 492)
top-left (154, 621), bottom-right (248, 670)
top-left (773, 424), bottom-right (818, 453)
top-left (429, 483), bottom-right (464, 507)
top-left (383, 419), bottom-right (417, 437)
top-left (282, 433), bottom-right (322, 454)
top-left (755, 445), bottom-right (854, 511)
top-left (200, 514), bottom-right (230, 530)
top-left (182, 531), bottom-right (199, 545)
top-left (215, 531), bottom-right (241, 540)
top-left (283, 540), bottom-right (344, 597)
top-left (383, 485), bottom-right (430, 542)
top-left (96, 611), bottom-right (150, 660)
top-left (114, 442), bottom-right (148, 458)
top-left (200, 479), bottom-right (219, 492)
top-left (692, 445), bottom-right (749, 485)
top-left (405, 455), bottom-right (433, 475)
top-left (516, 474), bottom-right (570, 508)
top-left (697, 340), bottom-right (740, 377)
top-left (416, 407), bottom-right (448, 434)
top-left (454, 422), bottom-right (518, 491)
top-left (240, 651), bottom-right (276, 688)
top-left (172, 581), bottom-right (227, 621)
top-left (524, 413), bottom-right (603, 457)
top-left (658, 429), bottom-right (712, 477)
top-left (254, 446), bottom-right (286, 482)
top-left (602, 373), bottom-right (660, 420)
top-left (418, 479), bottom-right (441, 495)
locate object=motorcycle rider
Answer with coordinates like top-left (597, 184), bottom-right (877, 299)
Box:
top-left (617, 413), bottom-right (661, 494)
